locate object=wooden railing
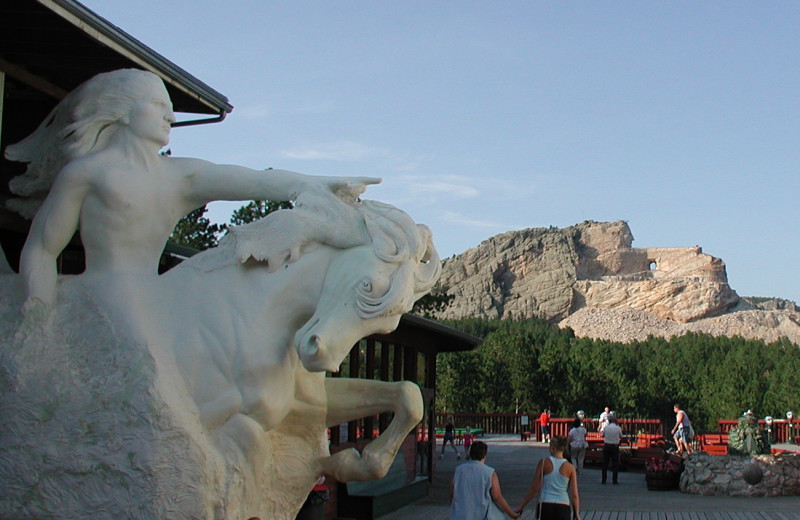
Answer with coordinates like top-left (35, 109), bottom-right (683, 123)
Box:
top-left (718, 419), bottom-right (800, 444)
top-left (435, 413), bottom-right (663, 439)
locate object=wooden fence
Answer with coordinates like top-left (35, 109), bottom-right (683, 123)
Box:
top-left (718, 418), bottom-right (800, 444)
top-left (435, 413), bottom-right (663, 440)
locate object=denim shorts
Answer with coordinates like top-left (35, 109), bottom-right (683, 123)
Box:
top-left (676, 428), bottom-right (689, 441)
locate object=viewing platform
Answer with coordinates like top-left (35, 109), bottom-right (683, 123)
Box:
top-left (376, 434), bottom-right (800, 520)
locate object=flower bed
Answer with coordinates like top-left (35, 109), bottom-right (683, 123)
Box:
top-left (645, 457), bottom-right (683, 491)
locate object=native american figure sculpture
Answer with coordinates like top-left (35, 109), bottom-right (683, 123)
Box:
top-left (0, 69), bottom-right (439, 519)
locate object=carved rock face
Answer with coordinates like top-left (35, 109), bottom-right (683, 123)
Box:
top-left (437, 220), bottom-right (738, 323)
top-left (436, 220), bottom-right (800, 345)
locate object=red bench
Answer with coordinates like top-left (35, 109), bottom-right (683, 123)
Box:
top-left (635, 433), bottom-right (664, 448)
top-left (585, 432), bottom-right (604, 445)
top-left (699, 433), bottom-right (729, 455)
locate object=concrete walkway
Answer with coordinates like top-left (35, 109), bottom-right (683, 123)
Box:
top-left (379, 435), bottom-right (800, 519)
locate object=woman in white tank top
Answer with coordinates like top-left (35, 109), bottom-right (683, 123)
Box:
top-left (516, 436), bottom-right (581, 520)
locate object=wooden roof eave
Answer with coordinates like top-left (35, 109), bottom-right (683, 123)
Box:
top-left (369, 314), bottom-right (483, 355)
top-left (1, 0), bottom-right (232, 119)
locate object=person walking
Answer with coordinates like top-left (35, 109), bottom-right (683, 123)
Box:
top-left (516, 436), bottom-right (581, 520)
top-left (440, 414), bottom-right (460, 459)
top-left (671, 404), bottom-right (694, 456)
top-left (601, 415), bottom-right (623, 485)
top-left (449, 441), bottom-right (519, 519)
top-left (567, 418), bottom-right (588, 475)
top-left (463, 425), bottom-right (474, 459)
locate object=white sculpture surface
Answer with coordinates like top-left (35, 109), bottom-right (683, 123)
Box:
top-left (0, 69), bottom-right (440, 519)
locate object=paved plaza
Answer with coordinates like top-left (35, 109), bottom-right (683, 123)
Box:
top-left (379, 435), bottom-right (800, 520)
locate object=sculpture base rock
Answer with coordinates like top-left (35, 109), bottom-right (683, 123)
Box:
top-left (0, 276), bottom-right (319, 519)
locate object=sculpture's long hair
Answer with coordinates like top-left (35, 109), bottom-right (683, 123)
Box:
top-left (4, 69), bottom-right (164, 217)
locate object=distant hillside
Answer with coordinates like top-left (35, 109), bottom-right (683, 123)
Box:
top-left (433, 220), bottom-right (800, 345)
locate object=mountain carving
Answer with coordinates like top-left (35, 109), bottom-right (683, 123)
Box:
top-left (435, 221), bottom-right (800, 345)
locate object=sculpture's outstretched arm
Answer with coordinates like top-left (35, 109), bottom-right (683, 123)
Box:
top-left (19, 165), bottom-right (88, 307)
top-left (177, 157), bottom-right (380, 207)
top-left (320, 378), bottom-right (423, 482)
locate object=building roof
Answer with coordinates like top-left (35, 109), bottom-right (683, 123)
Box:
top-left (371, 314), bottom-right (483, 354)
top-left (1, 0), bottom-right (233, 120)
top-left (1, 0), bottom-right (235, 227)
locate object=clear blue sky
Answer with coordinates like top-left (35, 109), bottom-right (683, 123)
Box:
top-left (83, 1), bottom-right (800, 302)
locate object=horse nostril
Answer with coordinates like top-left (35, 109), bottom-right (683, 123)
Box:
top-left (305, 335), bottom-right (320, 355)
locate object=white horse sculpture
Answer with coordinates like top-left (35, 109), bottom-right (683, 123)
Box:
top-left (153, 190), bottom-right (440, 517)
top-left (0, 189), bottom-right (440, 520)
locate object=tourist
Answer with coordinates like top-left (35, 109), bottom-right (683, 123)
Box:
top-left (598, 407), bottom-right (611, 432)
top-left (516, 436), bottom-right (581, 520)
top-left (601, 415), bottom-right (623, 485)
top-left (567, 418), bottom-right (588, 475)
top-left (449, 441), bottom-right (519, 519)
top-left (463, 424), bottom-right (474, 458)
top-left (441, 414), bottom-right (460, 459)
top-left (671, 404), bottom-right (693, 456)
top-left (540, 409), bottom-right (551, 443)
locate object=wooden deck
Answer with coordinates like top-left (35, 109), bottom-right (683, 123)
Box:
top-left (378, 506), bottom-right (800, 520)
top-left (577, 513), bottom-right (798, 520)
top-left (374, 435), bottom-right (800, 520)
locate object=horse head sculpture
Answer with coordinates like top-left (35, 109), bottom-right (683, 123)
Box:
top-left (226, 189), bottom-right (440, 373)
top-left (293, 200), bottom-right (440, 371)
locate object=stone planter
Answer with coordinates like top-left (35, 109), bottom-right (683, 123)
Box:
top-left (645, 472), bottom-right (679, 491)
top-left (681, 451), bottom-right (800, 496)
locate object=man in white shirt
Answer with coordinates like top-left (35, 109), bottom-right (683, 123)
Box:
top-left (601, 415), bottom-right (623, 485)
top-left (598, 407), bottom-right (610, 432)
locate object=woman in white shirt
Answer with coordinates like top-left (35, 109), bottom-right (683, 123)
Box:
top-left (567, 418), bottom-right (588, 475)
top-left (517, 436), bottom-right (581, 520)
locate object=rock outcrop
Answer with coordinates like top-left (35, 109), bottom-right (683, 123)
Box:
top-left (435, 221), bottom-right (800, 345)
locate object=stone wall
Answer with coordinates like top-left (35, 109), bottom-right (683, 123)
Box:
top-left (681, 452), bottom-right (800, 496)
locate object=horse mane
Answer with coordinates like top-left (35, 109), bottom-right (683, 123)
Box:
top-left (183, 188), bottom-right (441, 318)
top-left (184, 187), bottom-right (368, 273)
top-left (229, 187), bottom-right (370, 271)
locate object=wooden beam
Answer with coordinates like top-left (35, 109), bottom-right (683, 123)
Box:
top-left (0, 56), bottom-right (69, 100)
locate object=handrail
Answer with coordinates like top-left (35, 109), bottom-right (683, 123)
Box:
top-left (434, 413), bottom-right (663, 439)
top-left (718, 419), bottom-right (799, 444)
